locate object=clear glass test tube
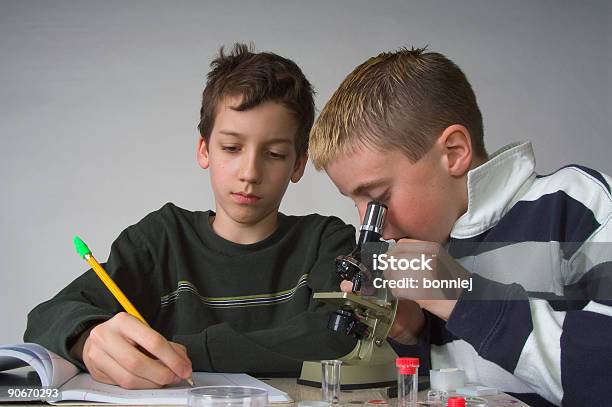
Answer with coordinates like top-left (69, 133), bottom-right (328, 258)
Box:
top-left (321, 360), bottom-right (342, 404)
top-left (396, 357), bottom-right (419, 407)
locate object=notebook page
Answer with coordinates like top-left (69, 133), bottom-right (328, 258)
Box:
top-left (57, 372), bottom-right (292, 404)
top-left (20, 343), bottom-right (79, 388)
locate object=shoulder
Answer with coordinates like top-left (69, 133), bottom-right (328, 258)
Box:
top-left (500, 165), bottom-right (612, 243)
top-left (131, 202), bottom-right (207, 237)
top-left (281, 213), bottom-right (356, 244)
top-left (528, 165), bottom-right (612, 219)
top-left (534, 164), bottom-right (611, 200)
top-left (284, 213), bottom-right (355, 233)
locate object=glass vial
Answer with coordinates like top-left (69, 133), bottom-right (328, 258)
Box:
top-left (396, 357), bottom-right (419, 407)
top-left (321, 360), bottom-right (342, 404)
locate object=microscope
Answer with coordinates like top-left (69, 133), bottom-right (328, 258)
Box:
top-left (299, 201), bottom-right (399, 389)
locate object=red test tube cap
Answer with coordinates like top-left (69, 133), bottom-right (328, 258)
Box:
top-left (446, 396), bottom-right (466, 407)
top-left (395, 357), bottom-right (419, 375)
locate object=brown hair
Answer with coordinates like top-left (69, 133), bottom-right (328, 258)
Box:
top-left (309, 47), bottom-right (486, 169)
top-left (198, 43), bottom-right (314, 157)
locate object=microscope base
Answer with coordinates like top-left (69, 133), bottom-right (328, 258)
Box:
top-left (298, 361), bottom-right (396, 390)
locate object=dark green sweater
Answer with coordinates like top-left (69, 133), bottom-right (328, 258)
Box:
top-left (24, 203), bottom-right (357, 375)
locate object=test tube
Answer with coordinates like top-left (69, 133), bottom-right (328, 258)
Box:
top-left (321, 360), bottom-right (342, 404)
top-left (396, 357), bottom-right (419, 407)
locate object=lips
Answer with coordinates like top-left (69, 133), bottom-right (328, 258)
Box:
top-left (231, 192), bottom-right (262, 204)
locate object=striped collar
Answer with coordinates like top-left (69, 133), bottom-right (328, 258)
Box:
top-left (451, 141), bottom-right (536, 239)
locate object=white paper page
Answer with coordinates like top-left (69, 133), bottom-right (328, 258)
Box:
top-left (20, 343), bottom-right (80, 388)
top-left (16, 344), bottom-right (54, 381)
top-left (57, 372), bottom-right (292, 404)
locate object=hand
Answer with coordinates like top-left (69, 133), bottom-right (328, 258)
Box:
top-left (383, 239), bottom-right (471, 320)
top-left (387, 300), bottom-right (425, 345)
top-left (339, 280), bottom-right (354, 293)
top-left (76, 312), bottom-right (192, 389)
top-left (339, 272), bottom-right (425, 345)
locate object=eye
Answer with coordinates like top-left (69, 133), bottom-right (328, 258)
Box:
top-left (373, 190), bottom-right (390, 203)
top-left (267, 151), bottom-right (287, 160)
top-left (221, 145), bottom-right (240, 153)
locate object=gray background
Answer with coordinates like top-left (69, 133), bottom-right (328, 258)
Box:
top-left (1, 0), bottom-right (610, 344)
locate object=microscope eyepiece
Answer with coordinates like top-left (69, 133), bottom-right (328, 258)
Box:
top-left (359, 201), bottom-right (387, 243)
top-left (334, 201), bottom-right (388, 293)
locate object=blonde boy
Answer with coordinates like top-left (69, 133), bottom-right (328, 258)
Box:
top-left (309, 48), bottom-right (612, 406)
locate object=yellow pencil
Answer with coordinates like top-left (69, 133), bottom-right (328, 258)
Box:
top-left (73, 236), bottom-right (194, 386)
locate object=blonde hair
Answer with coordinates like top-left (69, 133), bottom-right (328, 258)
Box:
top-left (309, 47), bottom-right (486, 169)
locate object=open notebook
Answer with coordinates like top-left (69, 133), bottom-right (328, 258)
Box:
top-left (0, 343), bottom-right (292, 404)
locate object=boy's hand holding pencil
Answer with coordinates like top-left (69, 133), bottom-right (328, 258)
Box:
top-left (76, 312), bottom-right (193, 389)
top-left (72, 237), bottom-right (193, 389)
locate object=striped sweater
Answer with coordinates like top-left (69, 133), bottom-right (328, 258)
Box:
top-left (24, 204), bottom-right (357, 374)
top-left (396, 142), bottom-right (612, 406)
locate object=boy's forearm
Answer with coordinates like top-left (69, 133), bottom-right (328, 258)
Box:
top-left (174, 315), bottom-right (356, 374)
top-left (417, 300), bottom-right (457, 322)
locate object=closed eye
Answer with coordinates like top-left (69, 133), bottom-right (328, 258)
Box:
top-left (221, 145), bottom-right (240, 153)
top-left (268, 151), bottom-right (287, 160)
top-left (372, 191), bottom-right (390, 203)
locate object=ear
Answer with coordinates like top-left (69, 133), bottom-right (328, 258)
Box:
top-left (290, 153), bottom-right (308, 183)
top-left (437, 125), bottom-right (473, 177)
top-left (197, 137), bottom-right (210, 169)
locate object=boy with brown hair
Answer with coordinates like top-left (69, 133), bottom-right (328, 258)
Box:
top-left (24, 43), bottom-right (356, 389)
top-left (309, 47), bottom-right (612, 406)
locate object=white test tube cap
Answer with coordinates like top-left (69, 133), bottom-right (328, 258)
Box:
top-left (429, 368), bottom-right (466, 391)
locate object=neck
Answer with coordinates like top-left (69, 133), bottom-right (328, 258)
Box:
top-left (457, 154), bottom-right (489, 220)
top-left (210, 208), bottom-right (279, 244)
top-left (469, 154), bottom-right (488, 170)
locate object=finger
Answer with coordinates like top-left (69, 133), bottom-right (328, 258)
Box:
top-left (392, 239), bottom-right (438, 252)
top-left (96, 315), bottom-right (185, 385)
top-left (115, 314), bottom-right (192, 380)
top-left (87, 364), bottom-right (112, 384)
top-left (396, 238), bottom-right (420, 243)
top-left (87, 345), bottom-right (162, 389)
top-left (100, 334), bottom-right (180, 386)
top-left (340, 280), bottom-right (354, 292)
top-left (169, 342), bottom-right (190, 364)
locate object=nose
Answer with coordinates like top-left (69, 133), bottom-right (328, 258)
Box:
top-left (381, 226), bottom-right (394, 240)
top-left (239, 151), bottom-right (262, 184)
top-left (381, 220), bottom-right (403, 241)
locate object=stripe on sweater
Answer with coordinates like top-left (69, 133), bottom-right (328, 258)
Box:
top-left (561, 307), bottom-right (612, 406)
top-left (160, 274), bottom-right (310, 308)
top-left (514, 299), bottom-right (564, 405)
top-left (450, 165), bottom-right (611, 257)
top-left (536, 164), bottom-right (611, 194)
top-left (446, 274), bottom-right (533, 374)
top-left (449, 191), bottom-right (601, 259)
